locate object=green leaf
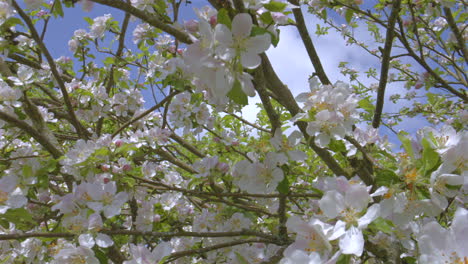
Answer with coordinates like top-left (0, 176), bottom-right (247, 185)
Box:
top-left (227, 79), bottom-right (248, 106)
top-left (375, 168), bottom-right (399, 186)
top-left (277, 175), bottom-right (289, 194)
top-left (234, 252), bottom-right (249, 264)
top-left (84, 17), bottom-right (93, 25)
top-left (259, 12), bottom-right (274, 25)
top-left (53, 0), bottom-right (64, 18)
top-left (263, 1), bottom-right (288, 12)
top-left (370, 217), bottom-right (395, 234)
top-left (345, 8), bottom-right (354, 24)
top-left (328, 139), bottom-right (346, 153)
top-left (217, 8), bottom-right (231, 29)
top-left (398, 132), bottom-right (414, 159)
top-left (1, 208), bottom-right (36, 230)
top-left (337, 254), bottom-right (351, 264)
top-left (421, 138), bottom-right (440, 177)
top-left (251, 26), bottom-right (278, 47)
top-left (358, 97), bottom-right (375, 114)
top-left (23, 165), bottom-right (34, 178)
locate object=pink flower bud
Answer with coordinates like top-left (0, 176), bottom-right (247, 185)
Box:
top-left (122, 164), bottom-right (132, 171)
top-left (115, 140), bottom-right (123, 147)
top-left (415, 81), bottom-right (423, 89)
top-left (209, 15), bottom-right (217, 26)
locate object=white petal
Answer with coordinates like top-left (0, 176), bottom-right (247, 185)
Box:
top-left (214, 24), bottom-right (232, 45)
top-left (232, 13), bottom-right (252, 38)
top-left (245, 34), bottom-right (271, 54)
top-left (96, 233), bottom-right (114, 248)
top-left (239, 74), bottom-right (256, 97)
top-left (358, 204), bottom-right (380, 228)
top-left (329, 220), bottom-right (346, 240)
top-left (319, 191), bottom-right (345, 219)
top-left (339, 226), bottom-right (364, 256)
top-left (345, 184), bottom-right (370, 212)
top-left (240, 53), bottom-right (261, 69)
top-left (79, 234), bottom-right (95, 248)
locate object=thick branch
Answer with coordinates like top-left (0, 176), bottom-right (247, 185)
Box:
top-left (89, 0), bottom-right (192, 44)
top-left (443, 7), bottom-right (468, 64)
top-left (0, 110), bottom-right (62, 158)
top-left (372, 0), bottom-right (401, 128)
top-left (259, 54), bottom-right (350, 178)
top-left (289, 0), bottom-right (331, 85)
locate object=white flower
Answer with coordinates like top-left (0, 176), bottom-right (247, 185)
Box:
top-left (52, 245), bottom-right (99, 264)
top-left (123, 242), bottom-right (173, 264)
top-left (215, 13), bottom-right (271, 69)
top-left (90, 14), bottom-right (111, 39)
top-left (86, 181), bottom-right (128, 218)
top-left (417, 207), bottom-right (468, 264)
top-left (0, 175), bottom-right (27, 214)
top-left (7, 65), bottom-right (34, 86)
top-left (319, 184), bottom-right (380, 256)
top-left (78, 233), bottom-right (113, 248)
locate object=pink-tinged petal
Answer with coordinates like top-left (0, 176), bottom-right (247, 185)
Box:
top-left (319, 190), bottom-right (345, 219)
top-left (232, 13), bottom-right (252, 38)
top-left (345, 184), bottom-right (370, 212)
top-left (339, 226), bottom-right (364, 256)
top-left (358, 204), bottom-right (380, 228)
top-left (245, 34), bottom-right (271, 54)
top-left (96, 233), bottom-right (114, 248)
top-left (214, 24), bottom-right (232, 45)
top-left (240, 53), bottom-right (261, 69)
top-left (79, 234), bottom-right (95, 248)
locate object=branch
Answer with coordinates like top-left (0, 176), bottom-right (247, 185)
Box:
top-left (164, 238), bottom-right (272, 263)
top-left (288, 0), bottom-right (331, 85)
top-left (372, 0), bottom-right (401, 128)
top-left (443, 7), bottom-right (468, 64)
top-left (111, 91), bottom-right (179, 138)
top-left (0, 110), bottom-right (62, 159)
top-left (259, 54), bottom-right (350, 178)
top-left (89, 0), bottom-right (192, 44)
top-left (12, 1), bottom-right (88, 139)
top-left (0, 229), bottom-right (278, 241)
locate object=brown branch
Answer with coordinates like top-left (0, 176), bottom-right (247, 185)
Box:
top-left (443, 7), bottom-right (468, 64)
top-left (259, 54), bottom-right (350, 178)
top-left (169, 133), bottom-right (206, 158)
top-left (12, 1), bottom-right (88, 139)
top-left (89, 0), bottom-right (192, 44)
top-left (0, 229), bottom-right (278, 241)
top-left (372, 0), bottom-right (401, 128)
top-left (0, 110), bottom-right (62, 159)
top-left (289, 0), bottom-right (331, 85)
top-left (164, 238), bottom-right (273, 263)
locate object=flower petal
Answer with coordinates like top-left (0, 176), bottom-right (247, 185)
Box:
top-left (339, 226), bottom-right (364, 256)
top-left (79, 233), bottom-right (95, 248)
top-left (245, 34), bottom-right (271, 54)
top-left (240, 53), bottom-right (261, 69)
top-left (96, 233), bottom-right (114, 248)
top-left (232, 13), bottom-right (252, 38)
